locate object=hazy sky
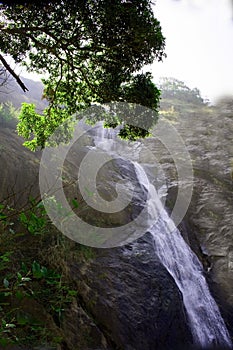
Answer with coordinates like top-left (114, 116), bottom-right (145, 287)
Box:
top-left (150, 0), bottom-right (233, 102)
top-left (19, 0), bottom-right (233, 103)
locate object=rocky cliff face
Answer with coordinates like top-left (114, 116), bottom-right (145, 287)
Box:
top-left (0, 125), bottom-right (192, 349)
top-left (58, 234), bottom-right (192, 350)
top-left (1, 98), bottom-right (232, 348)
top-left (143, 101), bottom-right (233, 336)
top-left (0, 127), bottom-right (41, 208)
top-left (181, 107), bottom-right (233, 335)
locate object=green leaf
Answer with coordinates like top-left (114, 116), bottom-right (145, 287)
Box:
top-left (21, 277), bottom-right (31, 282)
top-left (40, 266), bottom-right (48, 277)
top-left (0, 252), bottom-right (11, 262)
top-left (17, 272), bottom-right (22, 281)
top-left (21, 262), bottom-right (28, 274)
top-left (5, 323), bottom-right (16, 328)
top-left (17, 313), bottom-right (30, 325)
top-left (15, 290), bottom-right (24, 300)
top-left (3, 278), bottom-right (9, 289)
top-left (32, 261), bottom-right (43, 278)
top-left (0, 213), bottom-right (7, 220)
top-left (71, 198), bottom-right (79, 208)
top-left (19, 212), bottom-right (27, 224)
top-left (68, 290), bottom-right (78, 297)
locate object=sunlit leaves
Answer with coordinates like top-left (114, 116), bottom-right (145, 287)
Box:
top-left (1, 0), bottom-right (166, 148)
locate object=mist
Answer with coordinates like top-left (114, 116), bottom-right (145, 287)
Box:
top-left (151, 0), bottom-right (233, 103)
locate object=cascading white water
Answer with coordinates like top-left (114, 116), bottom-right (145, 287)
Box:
top-left (93, 122), bottom-right (143, 160)
top-left (92, 123), bottom-right (232, 349)
top-left (134, 162), bottom-right (232, 349)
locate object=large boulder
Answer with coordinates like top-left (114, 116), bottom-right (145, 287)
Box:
top-left (59, 233), bottom-right (192, 350)
top-left (61, 143), bottom-right (150, 247)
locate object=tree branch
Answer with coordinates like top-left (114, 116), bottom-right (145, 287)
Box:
top-left (0, 66), bottom-right (9, 88)
top-left (0, 54), bottom-right (28, 92)
top-left (1, 26), bottom-right (108, 53)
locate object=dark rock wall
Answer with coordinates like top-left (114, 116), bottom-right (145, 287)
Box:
top-left (0, 127), bottom-right (41, 208)
top-left (1, 101), bottom-right (232, 349)
top-left (62, 234), bottom-right (192, 350)
top-left (142, 105), bottom-right (233, 337)
top-left (0, 127), bottom-right (193, 349)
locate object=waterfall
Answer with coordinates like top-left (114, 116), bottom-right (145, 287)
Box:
top-left (91, 123), bottom-right (232, 349)
top-left (134, 162), bottom-right (232, 349)
top-left (93, 121), bottom-right (120, 153)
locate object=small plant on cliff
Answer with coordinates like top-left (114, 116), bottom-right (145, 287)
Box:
top-left (0, 199), bottom-right (77, 347)
top-left (19, 201), bottom-right (48, 235)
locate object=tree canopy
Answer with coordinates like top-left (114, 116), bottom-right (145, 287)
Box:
top-left (158, 77), bottom-right (204, 105)
top-left (0, 0), bottom-right (166, 149)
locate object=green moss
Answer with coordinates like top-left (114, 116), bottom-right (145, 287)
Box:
top-left (77, 245), bottom-right (95, 261)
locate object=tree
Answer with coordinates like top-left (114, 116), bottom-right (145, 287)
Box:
top-left (0, 0), bottom-right (166, 149)
top-left (158, 77), bottom-right (204, 105)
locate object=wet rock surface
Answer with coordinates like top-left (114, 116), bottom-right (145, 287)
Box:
top-left (62, 143), bottom-right (150, 247)
top-left (142, 105), bottom-right (233, 335)
top-left (1, 102), bottom-right (233, 348)
top-left (0, 125), bottom-right (192, 349)
top-left (64, 233), bottom-right (192, 350)
top-left (0, 127), bottom-right (41, 208)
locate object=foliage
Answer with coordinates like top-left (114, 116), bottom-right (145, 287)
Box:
top-left (17, 102), bottom-right (75, 150)
top-left (158, 77), bottom-right (204, 105)
top-left (0, 259), bottom-right (76, 346)
top-left (19, 201), bottom-right (48, 235)
top-left (0, 199), bottom-right (78, 347)
top-left (0, 0), bottom-right (166, 149)
top-left (109, 72), bottom-right (161, 140)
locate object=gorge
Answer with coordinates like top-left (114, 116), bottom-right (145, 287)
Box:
top-left (0, 79), bottom-right (232, 349)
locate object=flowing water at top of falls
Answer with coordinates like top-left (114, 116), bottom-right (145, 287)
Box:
top-left (91, 123), bottom-right (232, 349)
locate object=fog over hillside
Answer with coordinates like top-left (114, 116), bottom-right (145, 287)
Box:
top-left (0, 76), bottom-right (47, 112)
top-left (152, 0), bottom-right (233, 103)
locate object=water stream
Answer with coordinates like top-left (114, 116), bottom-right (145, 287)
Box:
top-left (92, 123), bottom-right (232, 349)
top-left (134, 162), bottom-right (232, 349)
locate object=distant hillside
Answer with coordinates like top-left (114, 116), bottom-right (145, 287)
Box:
top-left (0, 76), bottom-right (48, 112)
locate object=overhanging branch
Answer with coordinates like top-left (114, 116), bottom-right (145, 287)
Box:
top-left (0, 54), bottom-right (28, 92)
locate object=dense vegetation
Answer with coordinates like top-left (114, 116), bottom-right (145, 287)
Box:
top-left (0, 198), bottom-right (95, 348)
top-left (0, 0), bottom-right (166, 149)
top-left (158, 77), bottom-right (205, 106)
